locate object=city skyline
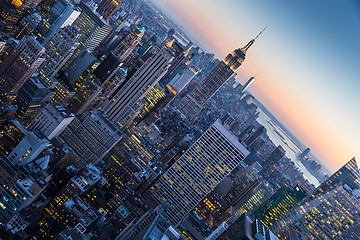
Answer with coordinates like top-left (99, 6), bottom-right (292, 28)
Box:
top-left (151, 0), bottom-right (360, 172)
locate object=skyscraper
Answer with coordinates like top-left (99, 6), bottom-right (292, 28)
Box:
top-left (12, 77), bottom-right (49, 125)
top-left (176, 29), bottom-right (265, 119)
top-left (271, 158), bottom-right (360, 239)
top-left (33, 0), bottom-right (80, 43)
top-left (113, 27), bottom-right (145, 62)
top-left (254, 183), bottom-right (306, 229)
top-left (61, 2), bottom-right (111, 72)
top-left (37, 25), bottom-right (80, 88)
top-left (148, 119), bottom-right (250, 226)
top-left (96, 0), bottom-right (120, 21)
top-left (59, 110), bottom-right (122, 169)
top-left (240, 76), bottom-right (255, 95)
top-left (0, 36), bottom-right (45, 104)
top-left (103, 47), bottom-right (174, 129)
top-left (260, 145), bottom-right (286, 176)
top-left (28, 103), bottom-right (75, 140)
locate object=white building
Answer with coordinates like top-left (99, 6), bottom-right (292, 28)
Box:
top-left (148, 119), bottom-right (250, 225)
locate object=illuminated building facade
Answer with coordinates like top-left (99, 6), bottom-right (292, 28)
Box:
top-left (12, 77), bottom-right (49, 125)
top-left (0, 120), bottom-right (26, 156)
top-left (176, 29), bottom-right (265, 119)
top-left (104, 47), bottom-right (173, 129)
top-left (59, 110), bottom-right (122, 169)
top-left (61, 2), bottom-right (111, 71)
top-left (33, 0), bottom-right (80, 43)
top-left (271, 158), bottom-right (360, 239)
top-left (0, 36), bottom-right (45, 104)
top-left (254, 183), bottom-right (306, 229)
top-left (113, 27), bottom-right (145, 62)
top-left (0, 178), bottom-right (35, 224)
top-left (148, 119), bottom-right (250, 226)
top-left (167, 65), bottom-right (199, 95)
top-left (28, 103), bottom-right (75, 140)
top-left (96, 0), bottom-right (120, 21)
top-left (260, 145), bottom-right (286, 177)
top-left (37, 25), bottom-right (80, 88)
top-left (135, 84), bottom-right (167, 121)
top-left (218, 178), bottom-right (274, 225)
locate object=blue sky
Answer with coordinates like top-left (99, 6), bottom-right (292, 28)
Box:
top-left (151, 0), bottom-right (360, 171)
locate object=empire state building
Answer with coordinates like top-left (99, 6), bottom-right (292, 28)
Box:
top-left (176, 29), bottom-right (265, 119)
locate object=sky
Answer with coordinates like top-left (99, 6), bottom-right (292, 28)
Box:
top-left (150, 0), bottom-right (360, 172)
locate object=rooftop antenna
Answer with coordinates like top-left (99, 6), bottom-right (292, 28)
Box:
top-left (255, 26), bottom-right (267, 40)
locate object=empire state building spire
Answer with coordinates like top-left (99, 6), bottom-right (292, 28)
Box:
top-left (241, 27), bottom-right (267, 53)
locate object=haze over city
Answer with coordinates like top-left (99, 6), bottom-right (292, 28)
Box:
top-left (151, 0), bottom-right (360, 172)
top-left (1, 0), bottom-right (360, 239)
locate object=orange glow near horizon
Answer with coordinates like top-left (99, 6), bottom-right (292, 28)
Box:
top-left (153, 0), bottom-right (358, 172)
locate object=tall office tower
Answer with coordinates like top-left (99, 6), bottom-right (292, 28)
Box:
top-left (260, 145), bottom-right (286, 176)
top-left (254, 183), bottom-right (306, 229)
top-left (67, 53), bottom-right (122, 115)
top-left (59, 110), bottom-right (122, 169)
top-left (0, 36), bottom-right (45, 104)
top-left (240, 76), bottom-right (255, 95)
top-left (148, 119), bottom-right (250, 226)
top-left (243, 126), bottom-right (266, 148)
top-left (134, 84), bottom-right (167, 122)
top-left (217, 213), bottom-right (279, 240)
top-left (12, 77), bottom-right (49, 125)
top-left (113, 27), bottom-right (145, 62)
top-left (0, 156), bottom-right (19, 198)
top-left (62, 2), bottom-right (111, 71)
top-left (28, 103), bottom-right (75, 140)
top-left (14, 12), bottom-right (42, 39)
top-left (96, 0), bottom-right (120, 21)
top-left (0, 0), bottom-right (41, 29)
top-left (298, 147), bottom-right (311, 159)
top-left (167, 65), bottom-right (199, 95)
top-left (38, 0), bottom-right (60, 17)
top-left (271, 158), bottom-right (360, 239)
top-left (176, 30), bottom-right (265, 119)
top-left (34, 0), bottom-right (80, 43)
top-left (103, 47), bottom-right (174, 129)
top-left (37, 25), bottom-right (80, 88)
top-left (93, 51), bottom-right (122, 84)
top-left (65, 50), bottom-right (97, 83)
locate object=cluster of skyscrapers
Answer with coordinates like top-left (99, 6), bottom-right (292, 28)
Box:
top-left (0, 0), bottom-right (358, 239)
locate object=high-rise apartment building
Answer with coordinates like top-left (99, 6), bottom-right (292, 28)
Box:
top-left (113, 27), bottom-right (145, 62)
top-left (148, 119), bottom-right (250, 225)
top-left (176, 30), bottom-right (264, 119)
top-left (37, 25), bottom-right (80, 88)
top-left (271, 158), bottom-right (360, 239)
top-left (28, 103), bottom-right (75, 140)
top-left (96, 0), bottom-right (120, 21)
top-left (0, 36), bottom-right (45, 104)
top-left (103, 47), bottom-right (174, 129)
